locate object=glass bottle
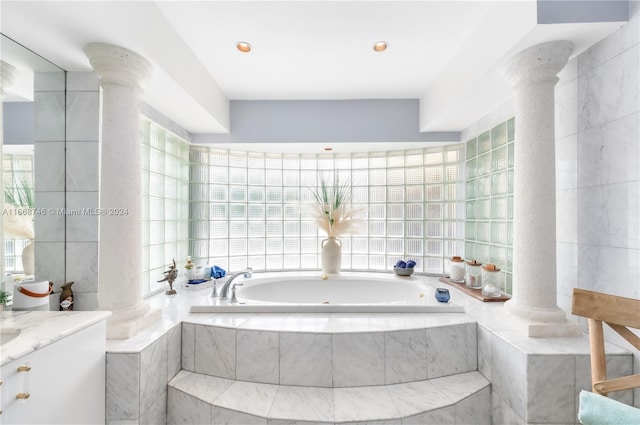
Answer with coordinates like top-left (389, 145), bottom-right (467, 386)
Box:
top-left (185, 256), bottom-right (195, 281)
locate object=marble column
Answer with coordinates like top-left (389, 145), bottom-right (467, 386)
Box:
top-left (503, 41), bottom-right (580, 337)
top-left (84, 43), bottom-right (160, 338)
top-left (1, 61), bottom-right (17, 283)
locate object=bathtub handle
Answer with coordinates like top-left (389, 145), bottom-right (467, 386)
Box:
top-left (230, 283), bottom-right (243, 303)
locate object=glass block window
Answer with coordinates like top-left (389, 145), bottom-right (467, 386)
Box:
top-left (192, 145), bottom-right (465, 275)
top-left (2, 147), bottom-right (34, 273)
top-left (465, 117), bottom-right (515, 293)
top-left (141, 119), bottom-right (190, 295)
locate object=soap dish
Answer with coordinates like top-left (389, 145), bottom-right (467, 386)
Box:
top-left (182, 279), bottom-right (214, 290)
top-left (393, 267), bottom-right (414, 276)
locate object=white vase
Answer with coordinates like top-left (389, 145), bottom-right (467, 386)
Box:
top-left (321, 237), bottom-right (342, 274)
top-left (22, 240), bottom-right (35, 276)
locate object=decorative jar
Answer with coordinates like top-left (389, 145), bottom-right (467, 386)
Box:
top-left (435, 288), bottom-right (451, 303)
top-left (449, 256), bottom-right (465, 283)
top-left (465, 259), bottom-right (483, 289)
top-left (481, 264), bottom-right (503, 297)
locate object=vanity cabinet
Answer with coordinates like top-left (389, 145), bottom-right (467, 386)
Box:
top-left (0, 321), bottom-right (106, 424)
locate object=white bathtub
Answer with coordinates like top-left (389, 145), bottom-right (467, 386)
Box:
top-left (189, 274), bottom-right (464, 313)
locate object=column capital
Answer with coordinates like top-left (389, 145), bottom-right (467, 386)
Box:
top-left (1, 60), bottom-right (17, 98)
top-left (84, 43), bottom-right (151, 90)
top-left (504, 40), bottom-right (573, 87)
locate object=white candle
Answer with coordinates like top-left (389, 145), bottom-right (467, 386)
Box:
top-left (482, 283), bottom-right (500, 297)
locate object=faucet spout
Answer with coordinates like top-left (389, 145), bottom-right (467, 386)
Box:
top-left (219, 268), bottom-right (253, 300)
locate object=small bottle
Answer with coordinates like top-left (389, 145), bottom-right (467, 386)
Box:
top-left (449, 256), bottom-right (465, 283)
top-left (465, 259), bottom-right (483, 289)
top-left (185, 256), bottom-right (195, 281)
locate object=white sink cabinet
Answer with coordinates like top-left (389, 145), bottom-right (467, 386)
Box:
top-left (0, 320), bottom-right (107, 424)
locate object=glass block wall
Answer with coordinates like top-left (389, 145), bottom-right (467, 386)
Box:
top-left (2, 150), bottom-right (34, 273)
top-left (190, 145), bottom-right (466, 275)
top-left (141, 119), bottom-right (190, 294)
top-left (465, 118), bottom-right (515, 293)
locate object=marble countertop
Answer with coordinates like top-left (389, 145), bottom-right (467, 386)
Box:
top-left (0, 310), bottom-right (111, 366)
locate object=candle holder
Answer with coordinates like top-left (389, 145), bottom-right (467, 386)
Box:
top-left (481, 264), bottom-right (503, 297)
top-left (465, 259), bottom-right (483, 289)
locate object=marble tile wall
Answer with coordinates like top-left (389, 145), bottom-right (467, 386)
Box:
top-left (33, 71), bottom-right (100, 309)
top-left (181, 321), bottom-right (477, 388)
top-left (106, 323), bottom-right (181, 424)
top-left (63, 72), bottom-right (101, 311)
top-left (460, 1), bottom-right (640, 413)
top-left (555, 0), bottom-right (640, 406)
top-left (33, 71), bottom-right (66, 287)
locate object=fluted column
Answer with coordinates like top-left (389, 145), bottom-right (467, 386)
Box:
top-left (84, 43), bottom-right (160, 338)
top-left (1, 61), bottom-right (17, 283)
top-left (503, 41), bottom-right (580, 337)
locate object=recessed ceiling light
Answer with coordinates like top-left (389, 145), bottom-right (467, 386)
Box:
top-left (373, 41), bottom-right (388, 52)
top-left (236, 42), bottom-right (252, 53)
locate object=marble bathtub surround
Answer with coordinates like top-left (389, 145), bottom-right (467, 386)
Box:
top-left (106, 323), bottom-right (181, 424)
top-left (104, 272), bottom-right (635, 425)
top-left (280, 332), bottom-right (333, 387)
top-left (332, 332), bottom-right (385, 386)
top-left (479, 324), bottom-right (634, 424)
top-left (236, 329), bottom-right (280, 384)
top-left (193, 324), bottom-right (236, 379)
top-left (181, 320), bottom-right (477, 388)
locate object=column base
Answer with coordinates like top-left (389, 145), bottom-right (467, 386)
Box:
top-left (504, 299), bottom-right (582, 338)
top-left (105, 303), bottom-right (162, 339)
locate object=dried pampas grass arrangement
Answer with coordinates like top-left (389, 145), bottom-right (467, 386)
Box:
top-left (310, 176), bottom-right (362, 238)
top-left (3, 178), bottom-right (35, 240)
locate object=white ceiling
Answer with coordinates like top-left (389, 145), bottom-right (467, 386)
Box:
top-left (0, 1), bottom-right (627, 135)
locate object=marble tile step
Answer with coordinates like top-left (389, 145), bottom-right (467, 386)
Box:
top-left (167, 370), bottom-right (491, 425)
top-left (183, 320), bottom-right (478, 387)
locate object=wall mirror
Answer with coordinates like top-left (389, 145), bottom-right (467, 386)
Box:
top-left (2, 33), bottom-right (66, 292)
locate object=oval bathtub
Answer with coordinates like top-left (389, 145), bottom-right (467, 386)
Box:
top-left (189, 274), bottom-right (464, 313)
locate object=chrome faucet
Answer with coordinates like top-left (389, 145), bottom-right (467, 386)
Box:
top-left (217, 268), bottom-right (253, 300)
